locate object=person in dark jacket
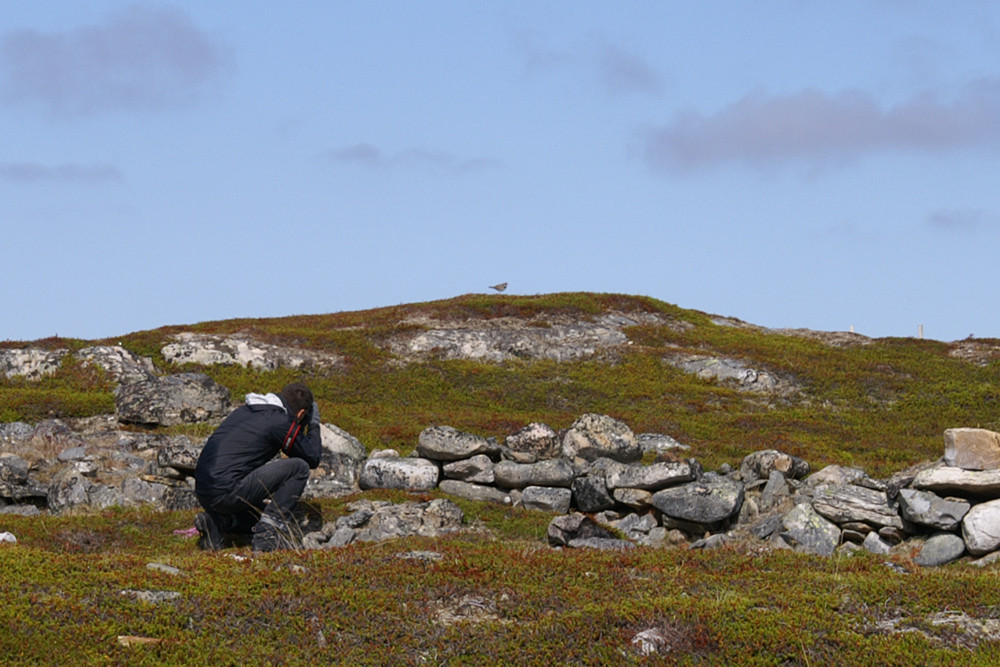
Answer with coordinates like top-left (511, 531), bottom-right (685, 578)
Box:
top-left (194, 382), bottom-right (322, 552)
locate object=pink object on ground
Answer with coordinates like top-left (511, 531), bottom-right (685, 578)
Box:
top-left (173, 526), bottom-right (199, 537)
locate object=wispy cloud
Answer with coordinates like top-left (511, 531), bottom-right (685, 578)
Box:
top-left (0, 5), bottom-right (229, 116)
top-left (641, 78), bottom-right (1000, 172)
top-left (927, 207), bottom-right (996, 233)
top-left (597, 44), bottom-right (662, 95)
top-left (322, 143), bottom-right (501, 175)
top-left (0, 161), bottom-right (123, 184)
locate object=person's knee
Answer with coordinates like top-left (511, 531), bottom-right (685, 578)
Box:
top-left (288, 457), bottom-right (310, 478)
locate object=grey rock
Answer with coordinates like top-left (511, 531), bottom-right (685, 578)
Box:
top-left (651, 478), bottom-right (744, 528)
top-left (811, 483), bottom-right (903, 529)
top-left (119, 589), bottom-right (181, 604)
top-left (944, 428), bottom-right (1000, 471)
top-left (739, 449), bottom-right (810, 482)
top-left (561, 413), bottom-right (641, 463)
top-left (605, 460), bottom-right (695, 491)
top-left (567, 537), bottom-right (635, 550)
top-left (914, 533), bottom-right (966, 567)
top-left (121, 478), bottom-right (169, 507)
top-left (571, 475), bottom-right (615, 513)
top-left (115, 373), bottom-right (231, 426)
top-left (438, 479), bottom-right (511, 505)
top-left (612, 487), bottom-right (653, 510)
top-left (503, 422), bottom-right (561, 463)
top-left (521, 486), bottom-right (572, 513)
top-left (57, 446), bottom-right (87, 462)
top-left (320, 423), bottom-right (367, 460)
top-left (897, 488), bottom-right (969, 531)
top-left (780, 503), bottom-right (841, 557)
top-left (77, 346), bottom-right (156, 385)
top-left (962, 498), bottom-right (1000, 555)
top-left (442, 454), bottom-right (495, 484)
top-left (47, 472), bottom-right (91, 512)
top-left (347, 499), bottom-right (464, 543)
top-left (156, 438), bottom-right (201, 473)
top-left (359, 456), bottom-right (439, 491)
top-left (862, 531), bottom-right (892, 555)
top-left (636, 433), bottom-right (690, 456)
top-left (146, 562), bottom-right (182, 576)
top-left (912, 466), bottom-right (1000, 497)
top-left (0, 348), bottom-right (68, 379)
top-left (759, 470), bottom-right (791, 512)
top-left (162, 332), bottom-right (341, 371)
top-left (388, 315), bottom-right (631, 363)
top-left (494, 458), bottom-right (575, 489)
top-left (805, 465), bottom-right (869, 487)
top-left (417, 425), bottom-right (498, 462)
top-left (666, 354), bottom-right (788, 394)
top-left (547, 512), bottom-right (617, 547)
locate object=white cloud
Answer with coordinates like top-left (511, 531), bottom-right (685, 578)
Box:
top-left (0, 161), bottom-right (123, 184)
top-left (0, 5), bottom-right (229, 115)
top-left (641, 78), bottom-right (1000, 171)
top-left (322, 143), bottom-right (500, 175)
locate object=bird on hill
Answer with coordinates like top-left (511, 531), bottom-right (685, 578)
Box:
top-left (488, 282), bottom-right (507, 293)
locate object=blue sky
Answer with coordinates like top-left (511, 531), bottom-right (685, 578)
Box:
top-left (3, 2), bottom-right (999, 342)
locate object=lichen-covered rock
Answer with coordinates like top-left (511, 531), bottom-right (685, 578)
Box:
top-left (503, 422), bottom-right (560, 463)
top-left (780, 503), bottom-right (841, 557)
top-left (115, 373), bottom-right (231, 426)
top-left (359, 456), bottom-right (439, 491)
top-left (561, 413), bottom-right (641, 463)
top-left (651, 477), bottom-right (745, 529)
top-left (417, 425), bottom-right (498, 461)
top-left (493, 458), bottom-right (575, 489)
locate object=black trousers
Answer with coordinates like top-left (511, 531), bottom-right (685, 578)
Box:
top-left (198, 457), bottom-right (310, 533)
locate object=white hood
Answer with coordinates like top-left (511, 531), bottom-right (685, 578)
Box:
top-left (244, 392), bottom-right (287, 411)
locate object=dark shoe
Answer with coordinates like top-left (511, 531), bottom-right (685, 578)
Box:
top-left (252, 514), bottom-right (292, 553)
top-left (195, 512), bottom-right (225, 551)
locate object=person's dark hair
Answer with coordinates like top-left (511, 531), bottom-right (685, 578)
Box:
top-left (279, 382), bottom-right (313, 419)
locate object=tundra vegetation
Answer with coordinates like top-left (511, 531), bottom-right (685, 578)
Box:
top-left (2, 293), bottom-right (1000, 664)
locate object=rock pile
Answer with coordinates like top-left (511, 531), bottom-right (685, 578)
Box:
top-left (2, 336), bottom-right (1000, 564)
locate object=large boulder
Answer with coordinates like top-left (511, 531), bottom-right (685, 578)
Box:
top-left (651, 477), bottom-right (745, 530)
top-left (604, 460), bottom-right (695, 491)
top-left (76, 346), bottom-right (156, 385)
top-left (897, 488), bottom-right (970, 531)
top-left (912, 466), bottom-right (1000, 498)
top-left (359, 455), bottom-right (439, 491)
top-left (811, 484), bottom-right (903, 529)
top-left (0, 348), bottom-right (68, 379)
top-left (561, 413), bottom-right (641, 463)
top-left (115, 373), bottom-right (231, 426)
top-left (503, 422), bottom-right (561, 463)
top-left (416, 425), bottom-right (498, 462)
top-left (438, 479), bottom-right (511, 505)
top-left (521, 486), bottom-right (572, 513)
top-left (493, 459), bottom-right (575, 489)
top-left (780, 503), bottom-right (841, 556)
top-left (962, 499), bottom-right (1000, 556)
top-left (944, 428), bottom-right (1000, 471)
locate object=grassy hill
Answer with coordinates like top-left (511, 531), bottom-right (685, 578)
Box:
top-left (3, 293), bottom-right (1000, 664)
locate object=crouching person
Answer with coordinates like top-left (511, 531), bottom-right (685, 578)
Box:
top-left (194, 382), bottom-right (322, 552)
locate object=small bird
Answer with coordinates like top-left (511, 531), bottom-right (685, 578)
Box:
top-left (488, 282), bottom-right (507, 293)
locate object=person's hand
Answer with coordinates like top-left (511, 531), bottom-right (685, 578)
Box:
top-left (309, 401), bottom-right (321, 427)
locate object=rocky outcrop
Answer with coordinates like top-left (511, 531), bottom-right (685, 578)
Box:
top-left (115, 373), bottom-right (231, 426)
top-left (386, 312), bottom-right (666, 363)
top-left (6, 357), bottom-right (1000, 565)
top-left (162, 333), bottom-right (343, 371)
